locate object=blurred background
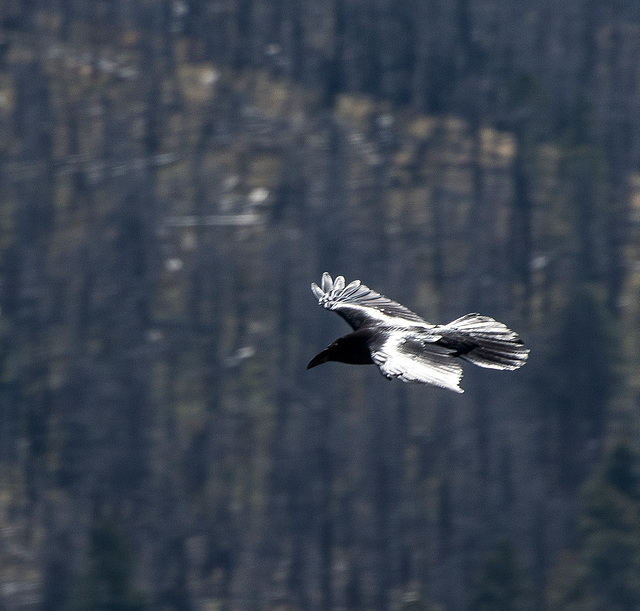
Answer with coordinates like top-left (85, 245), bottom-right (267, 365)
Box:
top-left (0, 1), bottom-right (639, 609)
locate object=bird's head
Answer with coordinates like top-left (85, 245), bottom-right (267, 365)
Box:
top-left (307, 332), bottom-right (374, 369)
top-left (307, 345), bottom-right (335, 369)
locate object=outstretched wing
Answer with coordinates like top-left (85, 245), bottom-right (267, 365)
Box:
top-left (370, 332), bottom-right (464, 393)
top-left (311, 272), bottom-right (428, 330)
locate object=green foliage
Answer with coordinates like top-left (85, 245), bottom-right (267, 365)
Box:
top-left (540, 283), bottom-right (619, 488)
top-left (66, 514), bottom-right (148, 611)
top-left (554, 96), bottom-right (615, 287)
top-left (501, 72), bottom-right (551, 141)
top-left (559, 94), bottom-right (595, 150)
top-left (469, 540), bottom-right (530, 611)
top-left (548, 440), bottom-right (640, 610)
top-left (599, 444), bottom-right (640, 502)
top-left (548, 284), bottom-right (618, 425)
top-left (504, 73), bottom-right (542, 111)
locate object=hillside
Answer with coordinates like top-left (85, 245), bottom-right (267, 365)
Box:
top-left (0, 2), bottom-right (639, 609)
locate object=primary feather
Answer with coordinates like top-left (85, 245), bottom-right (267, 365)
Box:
top-left (311, 272), bottom-right (427, 329)
top-left (308, 273), bottom-right (529, 393)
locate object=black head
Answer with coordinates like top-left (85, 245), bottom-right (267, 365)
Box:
top-left (307, 331), bottom-right (374, 369)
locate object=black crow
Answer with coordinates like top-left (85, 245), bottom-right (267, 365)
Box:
top-left (308, 273), bottom-right (529, 393)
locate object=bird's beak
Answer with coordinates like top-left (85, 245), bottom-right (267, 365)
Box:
top-left (307, 349), bottom-right (330, 369)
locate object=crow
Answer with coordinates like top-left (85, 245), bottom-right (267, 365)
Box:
top-left (308, 273), bottom-right (529, 393)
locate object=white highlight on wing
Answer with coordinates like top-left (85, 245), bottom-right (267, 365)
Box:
top-left (321, 271), bottom-right (334, 293)
top-left (438, 313), bottom-right (530, 370)
top-left (371, 334), bottom-right (464, 393)
top-left (442, 313), bottom-right (520, 339)
top-left (311, 273), bottom-right (429, 329)
top-left (331, 303), bottom-right (427, 327)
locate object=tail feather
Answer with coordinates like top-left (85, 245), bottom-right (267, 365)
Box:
top-left (461, 343), bottom-right (529, 370)
top-left (441, 313), bottom-right (529, 371)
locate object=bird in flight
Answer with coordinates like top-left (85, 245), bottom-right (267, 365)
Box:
top-left (308, 273), bottom-right (529, 393)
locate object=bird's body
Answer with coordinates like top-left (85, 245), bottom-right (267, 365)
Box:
top-left (308, 273), bottom-right (529, 393)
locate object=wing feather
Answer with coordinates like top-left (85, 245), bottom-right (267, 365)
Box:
top-left (311, 273), bottom-right (429, 330)
top-left (371, 333), bottom-right (464, 393)
top-left (321, 272), bottom-right (333, 293)
top-left (311, 282), bottom-right (325, 301)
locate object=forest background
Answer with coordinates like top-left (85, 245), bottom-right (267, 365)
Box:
top-left (0, 1), bottom-right (640, 609)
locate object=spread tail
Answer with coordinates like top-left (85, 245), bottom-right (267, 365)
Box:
top-left (440, 314), bottom-right (530, 370)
